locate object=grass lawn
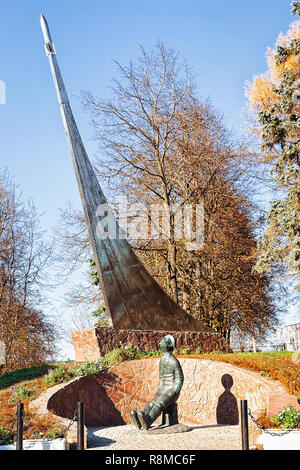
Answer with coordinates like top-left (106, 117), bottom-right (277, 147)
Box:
top-left (180, 351), bottom-right (300, 395)
top-left (0, 374), bottom-right (65, 443)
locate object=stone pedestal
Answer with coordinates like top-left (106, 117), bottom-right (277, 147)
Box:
top-left (267, 394), bottom-right (300, 416)
top-left (129, 423), bottom-right (192, 435)
top-left (71, 327), bottom-right (231, 362)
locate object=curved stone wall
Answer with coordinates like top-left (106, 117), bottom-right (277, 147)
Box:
top-left (47, 358), bottom-right (286, 427)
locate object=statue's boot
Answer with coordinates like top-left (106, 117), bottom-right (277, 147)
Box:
top-left (138, 404), bottom-right (162, 430)
top-left (137, 411), bottom-right (150, 431)
top-left (130, 410), bottom-right (141, 429)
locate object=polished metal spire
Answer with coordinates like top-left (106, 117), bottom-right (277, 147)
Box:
top-left (40, 15), bottom-right (54, 51)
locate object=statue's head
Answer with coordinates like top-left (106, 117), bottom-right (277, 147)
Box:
top-left (160, 335), bottom-right (175, 352)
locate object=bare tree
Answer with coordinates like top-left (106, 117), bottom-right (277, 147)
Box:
top-left (0, 169), bottom-right (57, 372)
top-left (57, 42), bottom-right (279, 343)
top-left (81, 43), bottom-right (252, 299)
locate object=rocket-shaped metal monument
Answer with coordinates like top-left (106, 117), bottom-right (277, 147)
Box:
top-left (40, 14), bottom-right (212, 333)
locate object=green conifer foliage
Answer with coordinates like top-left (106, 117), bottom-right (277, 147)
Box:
top-left (253, 6), bottom-right (300, 283)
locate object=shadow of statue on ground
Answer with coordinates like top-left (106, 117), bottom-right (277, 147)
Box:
top-left (216, 374), bottom-right (239, 425)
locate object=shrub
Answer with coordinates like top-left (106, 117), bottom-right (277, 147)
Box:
top-left (181, 347), bottom-right (191, 355)
top-left (46, 425), bottom-right (65, 439)
top-left (138, 350), bottom-right (161, 357)
top-left (43, 345), bottom-right (141, 385)
top-left (121, 343), bottom-right (139, 359)
top-left (0, 425), bottom-right (13, 445)
top-left (9, 384), bottom-right (38, 403)
top-left (44, 364), bottom-right (77, 387)
top-left (272, 406), bottom-right (300, 429)
top-left (74, 344), bottom-right (140, 375)
top-left (138, 350), bottom-right (148, 357)
top-left (100, 343), bottom-right (139, 366)
top-left (194, 347), bottom-right (202, 355)
top-left (148, 350), bottom-right (161, 357)
top-left (75, 361), bottom-right (103, 377)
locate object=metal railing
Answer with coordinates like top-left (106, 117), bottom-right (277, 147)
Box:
top-left (240, 399), bottom-right (300, 450)
top-left (7, 401), bottom-right (85, 450)
top-left (240, 400), bottom-right (249, 450)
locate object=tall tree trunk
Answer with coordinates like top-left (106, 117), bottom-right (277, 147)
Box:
top-left (167, 241), bottom-right (178, 303)
top-left (195, 258), bottom-right (201, 314)
top-left (182, 288), bottom-right (190, 312)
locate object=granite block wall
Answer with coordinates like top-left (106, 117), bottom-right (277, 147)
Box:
top-left (46, 358), bottom-right (286, 430)
top-left (71, 327), bottom-right (231, 361)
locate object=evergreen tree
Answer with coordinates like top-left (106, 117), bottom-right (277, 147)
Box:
top-left (247, 4), bottom-right (300, 285)
top-left (292, 2), bottom-right (300, 16)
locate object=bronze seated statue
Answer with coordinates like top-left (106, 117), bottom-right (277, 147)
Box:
top-left (130, 335), bottom-right (184, 430)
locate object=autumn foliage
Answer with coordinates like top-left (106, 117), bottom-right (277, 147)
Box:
top-left (246, 7), bottom-right (300, 281)
top-left (0, 169), bottom-right (56, 373)
top-left (0, 377), bottom-right (64, 441)
top-left (58, 42), bottom-right (278, 345)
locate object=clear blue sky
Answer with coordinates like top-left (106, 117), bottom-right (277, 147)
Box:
top-left (0, 0), bottom-right (294, 222)
top-left (0, 0), bottom-right (297, 357)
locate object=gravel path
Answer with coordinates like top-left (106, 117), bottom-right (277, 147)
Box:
top-left (87, 424), bottom-right (242, 450)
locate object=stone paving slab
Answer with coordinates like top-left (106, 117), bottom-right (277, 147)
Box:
top-left (87, 424), bottom-right (242, 450)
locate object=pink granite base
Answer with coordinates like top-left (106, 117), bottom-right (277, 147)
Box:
top-left (268, 394), bottom-right (300, 416)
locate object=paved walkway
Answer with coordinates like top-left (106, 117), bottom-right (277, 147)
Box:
top-left (87, 424), bottom-right (242, 450)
